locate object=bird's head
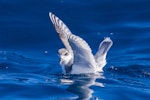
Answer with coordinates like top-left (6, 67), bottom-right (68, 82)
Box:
top-left (58, 48), bottom-right (72, 66)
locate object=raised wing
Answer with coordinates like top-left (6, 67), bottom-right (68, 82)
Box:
top-left (49, 12), bottom-right (73, 55)
top-left (95, 37), bottom-right (113, 66)
top-left (49, 12), bottom-right (97, 74)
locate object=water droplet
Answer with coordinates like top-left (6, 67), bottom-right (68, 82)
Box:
top-left (45, 51), bottom-right (48, 54)
top-left (110, 32), bottom-right (114, 35)
top-left (110, 66), bottom-right (114, 69)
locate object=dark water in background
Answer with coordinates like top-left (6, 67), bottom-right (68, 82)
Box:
top-left (0, 0), bottom-right (150, 100)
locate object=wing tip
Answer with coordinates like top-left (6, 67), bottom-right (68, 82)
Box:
top-left (49, 12), bottom-right (52, 16)
top-left (49, 12), bottom-right (54, 22)
top-left (104, 37), bottom-right (113, 43)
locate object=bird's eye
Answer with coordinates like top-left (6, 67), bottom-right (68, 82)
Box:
top-left (64, 52), bottom-right (68, 56)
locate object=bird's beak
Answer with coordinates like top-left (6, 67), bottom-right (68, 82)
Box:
top-left (60, 57), bottom-right (63, 65)
top-left (60, 58), bottom-right (62, 62)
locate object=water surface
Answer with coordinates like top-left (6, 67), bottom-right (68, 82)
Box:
top-left (0, 0), bottom-right (150, 100)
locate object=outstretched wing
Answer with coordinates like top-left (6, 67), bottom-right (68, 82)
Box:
top-left (49, 12), bottom-right (96, 74)
top-left (95, 37), bottom-right (113, 66)
top-left (49, 12), bottom-right (73, 55)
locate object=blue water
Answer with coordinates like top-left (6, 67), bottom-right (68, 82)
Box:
top-left (0, 0), bottom-right (150, 100)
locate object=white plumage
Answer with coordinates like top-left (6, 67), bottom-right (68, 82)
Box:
top-left (49, 12), bottom-right (113, 74)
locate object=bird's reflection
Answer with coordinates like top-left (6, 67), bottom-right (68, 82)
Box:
top-left (60, 73), bottom-right (104, 100)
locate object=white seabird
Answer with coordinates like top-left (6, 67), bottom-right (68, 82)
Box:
top-left (49, 12), bottom-right (113, 74)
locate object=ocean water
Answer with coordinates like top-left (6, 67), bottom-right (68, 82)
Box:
top-left (0, 0), bottom-right (150, 100)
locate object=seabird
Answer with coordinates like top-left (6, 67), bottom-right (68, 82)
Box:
top-left (49, 12), bottom-right (113, 74)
